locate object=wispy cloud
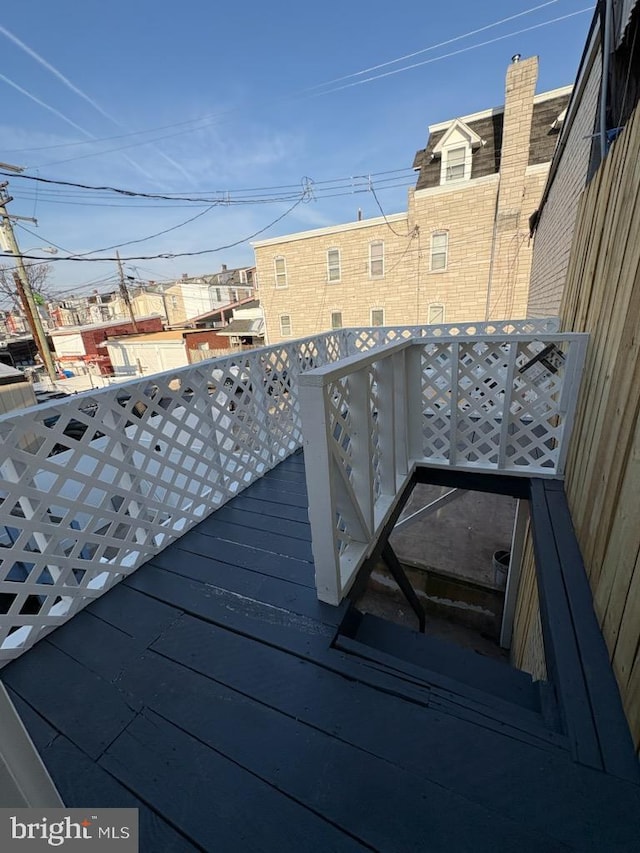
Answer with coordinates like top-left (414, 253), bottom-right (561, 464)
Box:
top-left (0, 24), bottom-right (195, 184)
top-left (0, 74), bottom-right (92, 139)
top-left (0, 24), bottom-right (121, 124)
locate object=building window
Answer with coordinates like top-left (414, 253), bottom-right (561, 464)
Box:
top-left (274, 256), bottom-right (287, 288)
top-left (327, 248), bottom-right (341, 282)
top-left (369, 241), bottom-right (384, 278)
top-left (330, 311), bottom-right (343, 330)
top-left (371, 308), bottom-right (385, 326)
top-left (430, 232), bottom-right (448, 271)
top-left (280, 314), bottom-right (292, 336)
top-left (428, 304), bottom-right (445, 324)
top-left (444, 146), bottom-right (466, 181)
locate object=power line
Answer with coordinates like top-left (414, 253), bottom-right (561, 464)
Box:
top-left (1, 3), bottom-right (583, 170)
top-left (307, 8), bottom-right (592, 98)
top-left (1, 167), bottom-right (415, 202)
top-left (0, 193), bottom-right (308, 263)
top-left (308, 0), bottom-right (561, 90)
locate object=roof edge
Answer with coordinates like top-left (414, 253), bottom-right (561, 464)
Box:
top-left (252, 212), bottom-right (408, 248)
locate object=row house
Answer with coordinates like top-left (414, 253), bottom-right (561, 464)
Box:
top-left (254, 56), bottom-right (571, 343)
top-left (162, 265), bottom-right (256, 327)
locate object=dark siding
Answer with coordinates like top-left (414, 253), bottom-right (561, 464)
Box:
top-left (414, 93), bottom-right (571, 191)
top-left (529, 95), bottom-right (572, 165)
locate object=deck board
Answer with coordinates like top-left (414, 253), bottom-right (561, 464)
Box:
top-left (3, 451), bottom-right (640, 852)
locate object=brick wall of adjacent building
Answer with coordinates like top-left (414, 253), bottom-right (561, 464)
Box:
top-left (183, 330), bottom-right (232, 362)
top-left (256, 56), bottom-right (561, 343)
top-left (84, 317), bottom-right (163, 358)
top-left (527, 50), bottom-right (601, 317)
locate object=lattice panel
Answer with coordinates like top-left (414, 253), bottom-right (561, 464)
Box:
top-left (326, 376), bottom-right (353, 487)
top-left (421, 343), bottom-right (453, 461)
top-left (0, 331), bottom-right (349, 663)
top-left (453, 341), bottom-right (509, 466)
top-left (417, 336), bottom-right (582, 473)
top-left (504, 340), bottom-right (568, 471)
top-left (345, 318), bottom-right (560, 353)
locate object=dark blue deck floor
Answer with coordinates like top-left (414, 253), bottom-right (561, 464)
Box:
top-left (3, 451), bottom-right (640, 851)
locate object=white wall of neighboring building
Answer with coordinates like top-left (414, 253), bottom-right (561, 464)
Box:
top-left (104, 336), bottom-right (188, 376)
top-left (51, 333), bottom-right (86, 358)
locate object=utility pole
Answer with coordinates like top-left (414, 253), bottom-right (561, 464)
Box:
top-left (0, 184), bottom-right (58, 383)
top-left (116, 251), bottom-right (139, 333)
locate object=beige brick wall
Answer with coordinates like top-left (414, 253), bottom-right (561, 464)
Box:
top-left (256, 217), bottom-right (419, 343)
top-left (527, 52), bottom-right (601, 317)
top-left (256, 56), bottom-right (552, 343)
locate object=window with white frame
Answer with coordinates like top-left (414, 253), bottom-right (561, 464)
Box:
top-left (430, 232), bottom-right (448, 271)
top-left (371, 308), bottom-right (385, 326)
top-left (444, 146), bottom-right (467, 181)
top-left (330, 311), bottom-right (343, 330)
top-left (327, 248), bottom-right (341, 282)
top-left (274, 256), bottom-right (287, 288)
top-left (369, 241), bottom-right (384, 278)
top-left (428, 303), bottom-right (445, 324)
top-left (279, 314), bottom-right (292, 336)
top-left (433, 120), bottom-right (479, 186)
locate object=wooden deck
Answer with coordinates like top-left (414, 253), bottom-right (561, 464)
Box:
top-left (2, 452), bottom-right (640, 851)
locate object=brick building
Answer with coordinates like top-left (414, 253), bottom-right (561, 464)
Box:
top-left (50, 316), bottom-right (164, 375)
top-left (254, 57), bottom-right (571, 343)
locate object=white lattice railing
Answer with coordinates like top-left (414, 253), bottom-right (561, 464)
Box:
top-left (0, 318), bottom-right (562, 663)
top-left (299, 332), bottom-right (588, 604)
top-left (0, 330), bottom-right (354, 663)
top-left (344, 317), bottom-right (560, 351)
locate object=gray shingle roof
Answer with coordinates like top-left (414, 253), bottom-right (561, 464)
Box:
top-left (413, 93), bottom-right (571, 191)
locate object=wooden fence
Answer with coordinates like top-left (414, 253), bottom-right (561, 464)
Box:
top-left (513, 103), bottom-right (640, 751)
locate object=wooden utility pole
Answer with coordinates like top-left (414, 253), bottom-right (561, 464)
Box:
top-left (0, 185), bottom-right (58, 383)
top-left (116, 251), bottom-right (139, 333)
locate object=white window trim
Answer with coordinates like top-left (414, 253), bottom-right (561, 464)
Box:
top-left (327, 248), bottom-right (341, 283)
top-left (369, 241), bottom-right (384, 279)
top-left (440, 144), bottom-right (473, 185)
top-left (274, 256), bottom-right (288, 289)
top-left (279, 314), bottom-right (292, 337)
top-left (370, 308), bottom-right (385, 326)
top-left (330, 310), bottom-right (343, 330)
top-left (433, 119), bottom-right (481, 187)
top-left (430, 231), bottom-right (449, 273)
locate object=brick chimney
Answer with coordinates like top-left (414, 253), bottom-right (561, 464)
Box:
top-left (486, 55), bottom-right (540, 319)
top-left (496, 55), bottom-right (539, 224)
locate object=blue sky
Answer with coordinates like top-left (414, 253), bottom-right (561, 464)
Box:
top-left (0, 0), bottom-right (594, 298)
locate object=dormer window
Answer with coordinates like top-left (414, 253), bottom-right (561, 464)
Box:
top-left (433, 119), bottom-right (482, 187)
top-left (445, 147), bottom-right (467, 181)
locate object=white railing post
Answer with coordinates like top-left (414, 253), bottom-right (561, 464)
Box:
top-left (449, 341), bottom-right (460, 468)
top-left (392, 350), bottom-right (410, 485)
top-left (347, 368), bottom-right (375, 535)
top-left (376, 355), bottom-right (397, 497)
top-left (298, 375), bottom-right (341, 605)
top-left (406, 344), bottom-right (424, 463)
top-left (555, 336), bottom-right (589, 477)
